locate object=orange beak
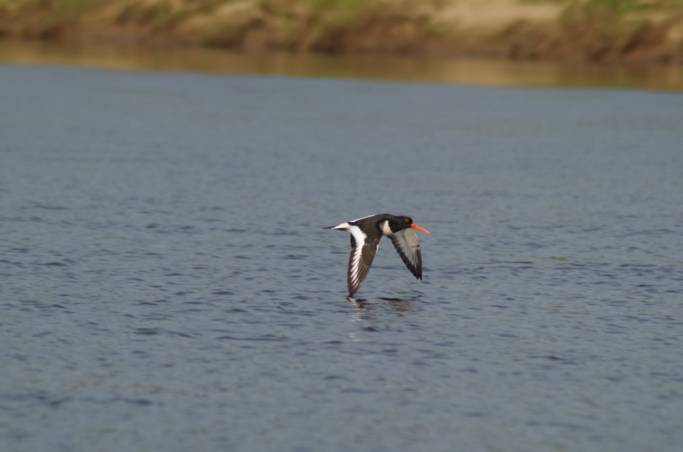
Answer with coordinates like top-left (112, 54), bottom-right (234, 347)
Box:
top-left (410, 223), bottom-right (431, 234)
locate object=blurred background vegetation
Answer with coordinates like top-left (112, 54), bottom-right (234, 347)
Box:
top-left (1, 0), bottom-right (682, 63)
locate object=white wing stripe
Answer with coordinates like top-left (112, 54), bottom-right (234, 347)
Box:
top-left (349, 225), bottom-right (366, 287)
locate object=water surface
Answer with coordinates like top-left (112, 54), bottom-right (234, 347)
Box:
top-left (1, 64), bottom-right (682, 452)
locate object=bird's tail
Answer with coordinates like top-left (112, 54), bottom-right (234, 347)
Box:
top-left (324, 222), bottom-right (350, 231)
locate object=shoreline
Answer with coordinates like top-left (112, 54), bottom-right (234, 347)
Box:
top-left (1, 1), bottom-right (683, 64)
top-left (3, 39), bottom-right (683, 91)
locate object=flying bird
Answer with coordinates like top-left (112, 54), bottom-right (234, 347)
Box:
top-left (327, 213), bottom-right (431, 298)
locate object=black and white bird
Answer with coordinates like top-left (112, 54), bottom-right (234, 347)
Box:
top-left (327, 213), bottom-right (431, 298)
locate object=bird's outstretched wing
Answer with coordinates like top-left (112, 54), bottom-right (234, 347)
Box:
top-left (389, 228), bottom-right (422, 279)
top-left (347, 227), bottom-right (380, 297)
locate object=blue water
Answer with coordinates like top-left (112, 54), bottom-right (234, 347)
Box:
top-left (1, 64), bottom-right (682, 452)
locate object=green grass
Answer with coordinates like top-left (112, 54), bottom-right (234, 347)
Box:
top-left (58, 0), bottom-right (102, 13)
top-left (524, 0), bottom-right (683, 13)
top-left (307, 0), bottom-right (366, 13)
top-left (4, 0), bottom-right (105, 19)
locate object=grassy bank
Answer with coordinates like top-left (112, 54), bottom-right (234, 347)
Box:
top-left (1, 0), bottom-right (682, 63)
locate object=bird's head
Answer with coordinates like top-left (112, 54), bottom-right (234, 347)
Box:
top-left (388, 216), bottom-right (431, 234)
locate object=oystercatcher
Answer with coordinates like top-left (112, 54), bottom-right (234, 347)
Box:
top-left (327, 214), bottom-right (431, 298)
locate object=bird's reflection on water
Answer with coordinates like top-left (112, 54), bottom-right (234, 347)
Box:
top-left (347, 296), bottom-right (417, 313)
top-left (346, 296), bottom-right (419, 340)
